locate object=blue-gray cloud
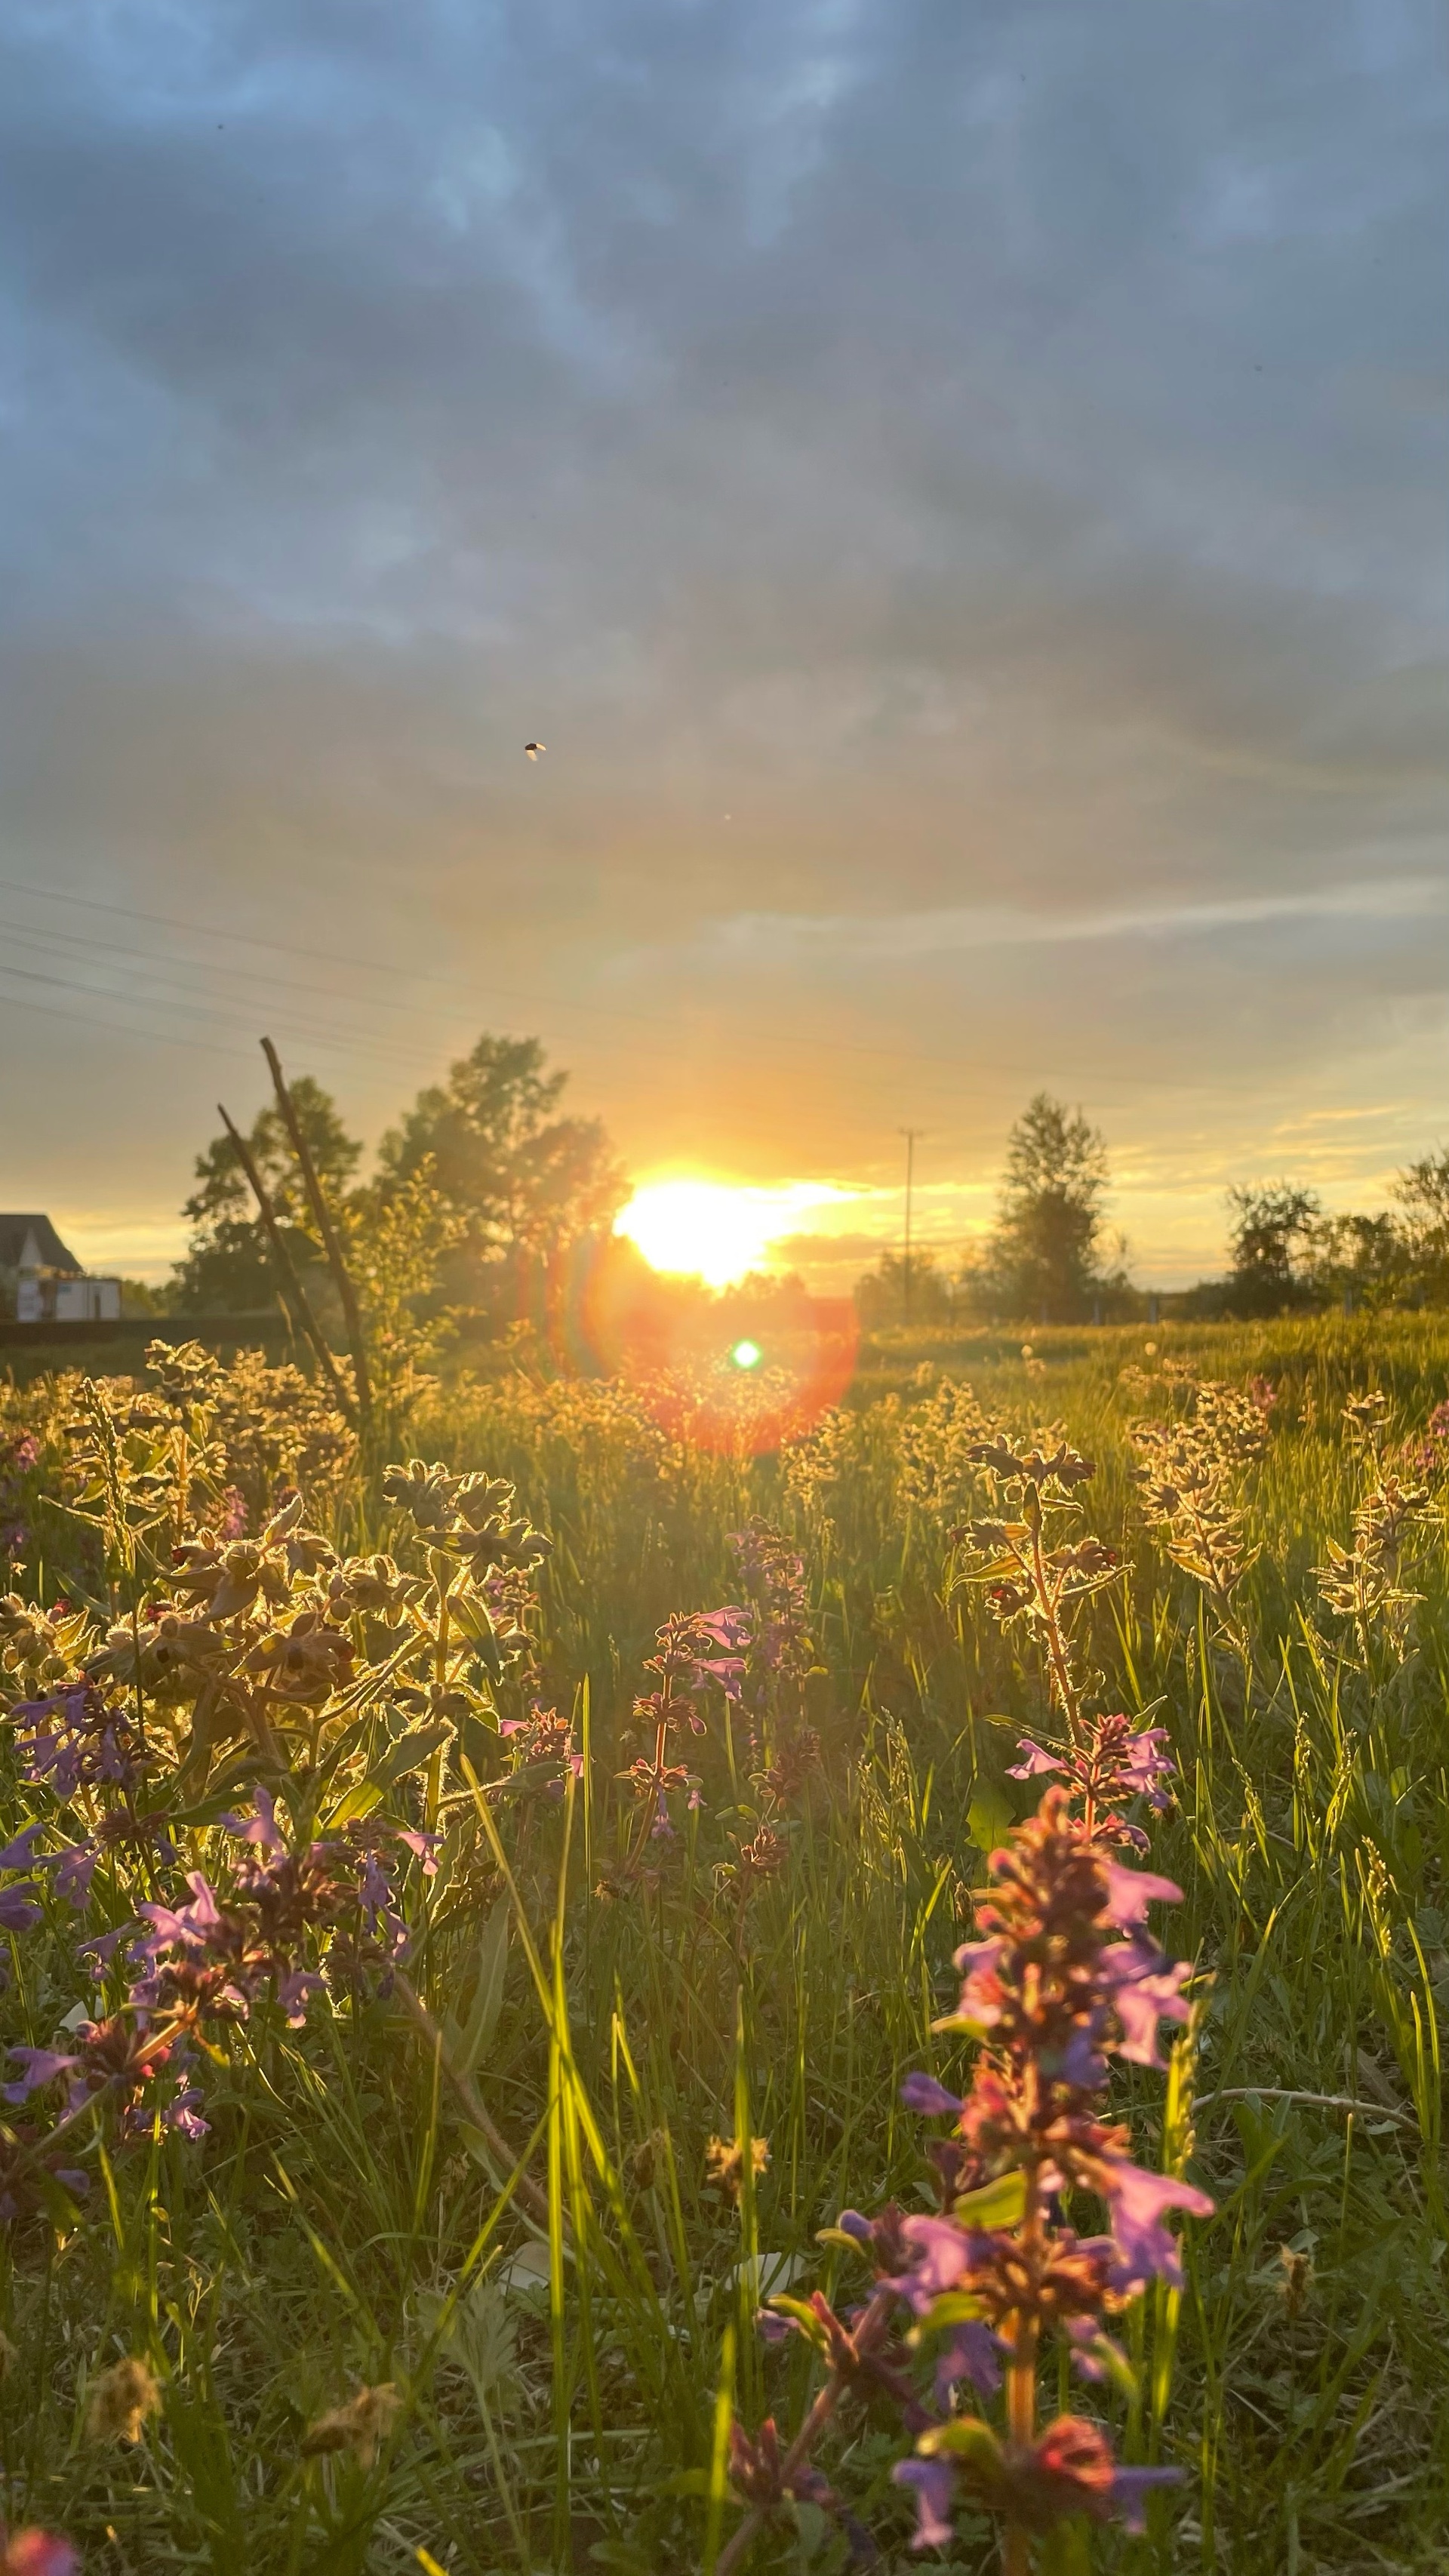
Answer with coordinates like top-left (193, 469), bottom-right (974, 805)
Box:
top-left (0, 0), bottom-right (1446, 1273)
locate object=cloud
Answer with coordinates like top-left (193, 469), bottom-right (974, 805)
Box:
top-left (0, 0), bottom-right (1444, 1285)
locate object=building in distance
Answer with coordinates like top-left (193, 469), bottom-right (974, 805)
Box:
top-left (0, 1215), bottom-right (122, 1324)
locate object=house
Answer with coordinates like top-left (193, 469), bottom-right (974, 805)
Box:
top-left (0, 1214), bottom-right (122, 1324)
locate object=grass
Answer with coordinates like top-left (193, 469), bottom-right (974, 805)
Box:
top-left (3, 1311), bottom-right (1449, 2571)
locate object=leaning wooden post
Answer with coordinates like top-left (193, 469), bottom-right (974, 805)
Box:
top-left (217, 1103), bottom-right (357, 1426)
top-left (260, 1036), bottom-right (375, 1443)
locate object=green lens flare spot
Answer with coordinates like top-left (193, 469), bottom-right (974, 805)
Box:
top-left (731, 1339), bottom-right (763, 1371)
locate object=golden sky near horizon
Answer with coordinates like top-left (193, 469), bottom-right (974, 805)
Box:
top-left (1, 3), bottom-right (1447, 1291)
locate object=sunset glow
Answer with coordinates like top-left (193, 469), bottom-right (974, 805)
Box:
top-left (614, 1178), bottom-right (849, 1289)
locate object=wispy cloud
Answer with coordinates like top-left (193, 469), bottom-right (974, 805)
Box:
top-left (673, 878), bottom-right (1449, 971)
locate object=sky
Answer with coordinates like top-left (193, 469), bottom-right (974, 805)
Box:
top-left (2, 0), bottom-right (1447, 1290)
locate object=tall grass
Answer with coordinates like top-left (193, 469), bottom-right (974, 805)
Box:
top-left (1, 1313), bottom-right (1447, 2569)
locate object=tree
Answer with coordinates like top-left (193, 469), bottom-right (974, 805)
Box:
top-left (986, 1095), bottom-right (1109, 1322)
top-left (377, 1035), bottom-right (626, 1310)
top-left (1303, 1211), bottom-right (1406, 1311)
top-left (171, 1078), bottom-right (361, 1314)
top-left (1224, 1184), bottom-right (1321, 1313)
top-left (1392, 1149), bottom-right (1449, 1301)
top-left (854, 1247), bottom-right (953, 1329)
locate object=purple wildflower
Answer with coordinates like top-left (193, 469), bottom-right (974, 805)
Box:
top-left (898, 2073), bottom-right (964, 2118)
top-left (2, 2048), bottom-right (79, 2105)
top-left (50, 1844), bottom-right (97, 1910)
top-left (892, 2457), bottom-right (955, 2552)
top-left (220, 1789), bottom-right (286, 1854)
top-left (1103, 2164), bottom-right (1214, 2293)
top-left (0, 1885), bottom-right (42, 1934)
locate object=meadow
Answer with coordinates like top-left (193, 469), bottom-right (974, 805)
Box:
top-left (1, 1311), bottom-right (1447, 2574)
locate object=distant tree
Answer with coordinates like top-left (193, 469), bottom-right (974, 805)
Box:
top-left (1224, 1184), bottom-right (1321, 1313)
top-left (854, 1247), bottom-right (953, 1329)
top-left (985, 1094), bottom-right (1109, 1322)
top-left (1392, 1149), bottom-right (1449, 1302)
top-left (172, 1078), bottom-right (361, 1314)
top-left (118, 1279), bottom-right (171, 1318)
top-left (1303, 1210), bottom-right (1407, 1312)
top-left (377, 1034), bottom-right (626, 1313)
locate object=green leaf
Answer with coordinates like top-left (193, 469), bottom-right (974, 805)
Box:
top-left (967, 1784), bottom-right (1014, 1853)
top-left (326, 1780), bottom-right (383, 1830)
top-left (814, 2225), bottom-right (869, 2257)
top-left (441, 1896), bottom-right (510, 2077)
top-left (915, 2290), bottom-right (988, 2332)
top-left (761, 2293), bottom-right (829, 2350)
top-left (918, 2414), bottom-right (1001, 2467)
top-left (951, 2168), bottom-right (1027, 2230)
top-left (370, 1722), bottom-right (454, 1790)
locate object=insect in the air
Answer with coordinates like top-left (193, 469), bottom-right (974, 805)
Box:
top-left (525, 741), bottom-right (545, 760)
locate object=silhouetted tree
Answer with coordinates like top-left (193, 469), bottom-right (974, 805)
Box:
top-left (172, 1078), bottom-right (361, 1313)
top-left (378, 1034), bottom-right (626, 1316)
top-left (1225, 1183), bottom-right (1321, 1312)
top-left (986, 1094), bottom-right (1109, 1322)
top-left (854, 1248), bottom-right (953, 1328)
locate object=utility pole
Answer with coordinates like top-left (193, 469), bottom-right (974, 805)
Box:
top-left (900, 1128), bottom-right (923, 1324)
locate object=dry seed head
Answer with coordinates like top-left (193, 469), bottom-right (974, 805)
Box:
top-left (629, 2127), bottom-right (669, 2191)
top-left (85, 2356), bottom-right (159, 2445)
top-left (301, 2382), bottom-right (402, 2468)
top-left (705, 2134), bottom-right (770, 2202)
top-left (1277, 2245), bottom-right (1312, 2320)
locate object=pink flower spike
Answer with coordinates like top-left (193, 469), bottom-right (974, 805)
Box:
top-left (1007, 1738), bottom-right (1063, 1779)
top-left (2, 2530), bottom-right (81, 2576)
top-left (891, 2214), bottom-right (974, 2302)
top-left (2, 2046), bottom-right (78, 2104)
top-left (220, 1788), bottom-right (286, 1854)
top-left (1102, 1862), bottom-right (1183, 1928)
top-left (1104, 1949), bottom-right (1193, 2067)
top-left (899, 2072), bottom-right (964, 2116)
top-left (1107, 2162), bottom-right (1214, 2290)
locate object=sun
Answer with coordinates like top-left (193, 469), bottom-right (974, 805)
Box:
top-left (615, 1177), bottom-right (846, 1290)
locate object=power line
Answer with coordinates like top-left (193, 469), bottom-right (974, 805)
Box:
top-left (0, 873), bottom-right (1300, 1105)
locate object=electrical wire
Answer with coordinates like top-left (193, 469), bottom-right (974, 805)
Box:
top-left (0, 871), bottom-right (1297, 1105)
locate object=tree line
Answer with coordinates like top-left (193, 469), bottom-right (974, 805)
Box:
top-left (854, 1094), bottom-right (1449, 1325)
top-left (162, 1054), bottom-right (1449, 1334)
top-left (171, 1033), bottom-right (625, 1325)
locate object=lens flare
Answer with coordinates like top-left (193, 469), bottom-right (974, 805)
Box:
top-left (615, 1177), bottom-right (848, 1289)
top-left (731, 1338), bottom-right (763, 1370)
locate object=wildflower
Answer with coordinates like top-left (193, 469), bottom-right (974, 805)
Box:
top-left (706, 2134), bottom-right (770, 2203)
top-left (727, 2416), bottom-right (835, 2514)
top-left (0, 2528), bottom-right (78, 2576)
top-left (720, 1824), bottom-right (787, 1903)
top-left (497, 1704), bottom-right (583, 1796)
top-left (0, 2128), bottom-right (89, 2224)
top-left (240, 1608), bottom-right (355, 1703)
top-left (1008, 1713), bottom-right (1175, 1850)
top-left (301, 2381), bottom-right (401, 2468)
top-left (907, 2414), bottom-right (1181, 2541)
top-left (2, 2048), bottom-right (80, 2106)
top-left (729, 1750), bottom-right (1211, 2563)
top-left (85, 2355), bottom-right (160, 2444)
top-left (1278, 2243), bottom-right (1312, 2320)
top-left (761, 1726), bottom-right (820, 1804)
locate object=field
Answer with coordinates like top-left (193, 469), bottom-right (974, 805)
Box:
top-left (2, 1313), bottom-right (1448, 2574)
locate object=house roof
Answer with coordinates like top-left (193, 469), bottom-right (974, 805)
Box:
top-left (0, 1214), bottom-right (84, 1274)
